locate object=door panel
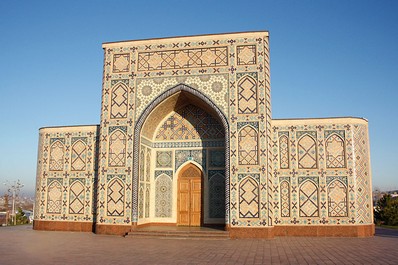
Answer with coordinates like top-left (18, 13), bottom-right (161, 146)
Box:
top-left (191, 179), bottom-right (202, 226)
top-left (177, 164), bottom-right (202, 226)
top-left (178, 180), bottom-right (190, 226)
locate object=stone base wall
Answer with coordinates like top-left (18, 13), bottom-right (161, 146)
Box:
top-left (94, 224), bottom-right (132, 236)
top-left (33, 220), bottom-right (93, 232)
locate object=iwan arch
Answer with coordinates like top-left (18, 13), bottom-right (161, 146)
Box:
top-left (34, 31), bottom-right (374, 238)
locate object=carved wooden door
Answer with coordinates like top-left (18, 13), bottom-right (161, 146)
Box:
top-left (178, 164), bottom-right (202, 226)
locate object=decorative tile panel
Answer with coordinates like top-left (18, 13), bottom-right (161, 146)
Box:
top-left (208, 170), bottom-right (225, 218)
top-left (297, 132), bottom-right (317, 169)
top-left (47, 179), bottom-right (62, 214)
top-left (239, 176), bottom-right (259, 218)
top-left (325, 133), bottom-right (345, 168)
top-left (49, 140), bottom-right (65, 171)
top-left (299, 180), bottom-right (319, 217)
top-left (138, 47), bottom-right (228, 71)
top-left (238, 124), bottom-right (258, 165)
top-left (107, 178), bottom-right (125, 216)
top-left (328, 180), bottom-right (348, 217)
top-left (69, 180), bottom-right (85, 214)
top-left (113, 53), bottom-right (130, 73)
top-left (156, 151), bottom-right (172, 168)
top-left (110, 82), bottom-right (128, 119)
top-left (237, 73), bottom-right (257, 114)
top-left (71, 140), bottom-right (86, 171)
top-left (155, 174), bottom-right (172, 217)
top-left (237, 45), bottom-right (256, 65)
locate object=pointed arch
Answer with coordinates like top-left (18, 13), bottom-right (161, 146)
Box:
top-left (238, 125), bottom-right (258, 165)
top-left (108, 129), bottom-right (126, 167)
top-left (110, 82), bottom-right (128, 119)
top-left (237, 74), bottom-right (257, 114)
top-left (69, 180), bottom-right (85, 214)
top-left (47, 180), bottom-right (62, 213)
top-left (298, 134), bottom-right (317, 169)
top-left (107, 178), bottom-right (125, 216)
top-left (71, 140), bottom-right (87, 171)
top-left (145, 150), bottom-right (151, 182)
top-left (326, 133), bottom-right (346, 168)
top-left (328, 180), bottom-right (348, 217)
top-left (279, 135), bottom-right (289, 169)
top-left (139, 147), bottom-right (145, 182)
top-left (155, 174), bottom-right (172, 218)
top-left (280, 181), bottom-right (290, 217)
top-left (133, 84), bottom-right (230, 223)
top-left (145, 185), bottom-right (150, 218)
top-left (239, 176), bottom-right (259, 218)
top-left (49, 140), bottom-right (64, 171)
top-left (138, 186), bottom-right (144, 219)
top-left (299, 180), bottom-right (319, 217)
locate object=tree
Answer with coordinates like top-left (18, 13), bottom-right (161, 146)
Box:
top-left (15, 207), bottom-right (28, 225)
top-left (375, 194), bottom-right (398, 226)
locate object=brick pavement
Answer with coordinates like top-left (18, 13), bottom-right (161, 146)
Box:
top-left (0, 225), bottom-right (397, 265)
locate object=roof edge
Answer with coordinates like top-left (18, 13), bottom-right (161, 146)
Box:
top-left (102, 30), bottom-right (269, 47)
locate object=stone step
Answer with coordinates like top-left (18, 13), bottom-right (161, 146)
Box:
top-left (125, 229), bottom-right (230, 240)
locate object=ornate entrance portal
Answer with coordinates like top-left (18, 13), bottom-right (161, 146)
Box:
top-left (177, 163), bottom-right (203, 226)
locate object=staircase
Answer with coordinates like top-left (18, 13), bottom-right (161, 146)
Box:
top-left (125, 226), bottom-right (230, 240)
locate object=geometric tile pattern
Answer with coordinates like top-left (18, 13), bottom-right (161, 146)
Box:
top-left (138, 185), bottom-right (144, 219)
top-left (280, 181), bottom-right (290, 217)
top-left (135, 74), bottom-right (229, 119)
top-left (209, 170), bottom-right (225, 218)
top-left (175, 150), bottom-right (206, 172)
top-left (69, 180), bottom-right (85, 214)
top-left (140, 148), bottom-right (145, 182)
top-left (155, 174), bottom-right (172, 218)
top-left (155, 104), bottom-right (224, 140)
top-left (238, 125), bottom-right (258, 165)
top-left (156, 151), bottom-right (172, 168)
top-left (47, 179), bottom-right (62, 214)
top-left (298, 134), bottom-right (317, 169)
top-left (137, 47), bottom-right (228, 71)
top-left (237, 45), bottom-right (256, 65)
top-left (113, 53), bottom-right (130, 73)
top-left (108, 130), bottom-right (126, 167)
top-left (110, 83), bottom-right (128, 119)
top-left (107, 178), bottom-right (125, 216)
top-left (145, 185), bottom-right (150, 218)
top-left (354, 124), bottom-right (372, 224)
top-left (239, 177), bottom-right (259, 218)
top-left (71, 140), bottom-right (86, 171)
top-left (325, 134), bottom-right (345, 168)
top-left (237, 74), bottom-right (257, 114)
top-left (209, 150), bottom-right (225, 167)
top-left (145, 151), bottom-right (151, 182)
top-left (328, 180), bottom-right (347, 217)
top-left (299, 180), bottom-right (319, 217)
top-left (49, 140), bottom-right (64, 171)
top-left (279, 134), bottom-right (289, 169)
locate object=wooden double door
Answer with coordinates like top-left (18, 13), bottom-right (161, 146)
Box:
top-left (177, 164), bottom-right (202, 226)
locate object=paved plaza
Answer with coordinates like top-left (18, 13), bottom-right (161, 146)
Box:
top-left (0, 225), bottom-right (397, 264)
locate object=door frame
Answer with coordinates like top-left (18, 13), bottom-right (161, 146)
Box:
top-left (176, 162), bottom-right (204, 226)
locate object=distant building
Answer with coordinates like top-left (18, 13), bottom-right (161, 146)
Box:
top-left (34, 31), bottom-right (374, 238)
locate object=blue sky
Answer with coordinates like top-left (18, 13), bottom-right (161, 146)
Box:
top-left (0, 0), bottom-right (397, 196)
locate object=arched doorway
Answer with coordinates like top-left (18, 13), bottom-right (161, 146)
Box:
top-left (133, 84), bottom-right (230, 227)
top-left (177, 163), bottom-right (203, 226)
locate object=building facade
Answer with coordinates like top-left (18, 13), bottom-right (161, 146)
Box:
top-left (34, 32), bottom-right (374, 238)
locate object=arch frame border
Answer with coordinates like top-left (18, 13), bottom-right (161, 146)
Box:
top-left (132, 84), bottom-right (230, 224)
